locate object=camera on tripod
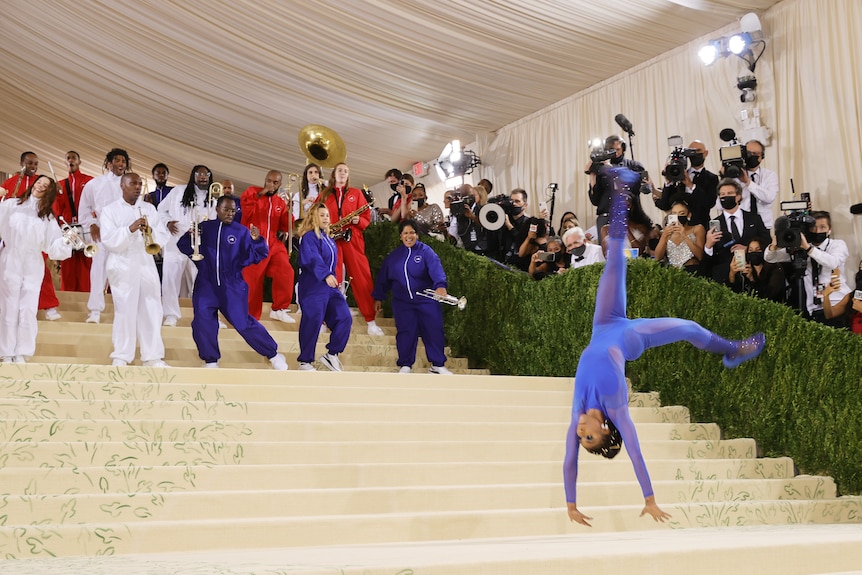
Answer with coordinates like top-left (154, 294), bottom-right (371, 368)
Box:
top-left (718, 128), bottom-right (749, 179)
top-left (774, 197), bottom-right (815, 250)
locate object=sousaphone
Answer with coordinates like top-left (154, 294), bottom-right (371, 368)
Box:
top-left (298, 124), bottom-right (347, 168)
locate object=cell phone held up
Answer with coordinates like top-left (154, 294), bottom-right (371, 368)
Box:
top-left (708, 219), bottom-right (721, 233)
top-left (666, 214), bottom-right (679, 227)
top-left (537, 251), bottom-right (557, 263)
top-left (733, 250), bottom-right (746, 271)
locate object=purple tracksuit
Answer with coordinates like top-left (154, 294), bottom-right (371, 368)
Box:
top-left (179, 219), bottom-right (278, 363)
top-left (372, 240), bottom-right (447, 368)
top-left (297, 230), bottom-right (352, 363)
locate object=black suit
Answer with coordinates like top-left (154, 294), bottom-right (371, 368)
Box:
top-left (655, 168), bottom-right (719, 228)
top-left (703, 209), bottom-right (769, 285)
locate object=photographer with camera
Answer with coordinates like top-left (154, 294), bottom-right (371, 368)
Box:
top-left (587, 135), bottom-right (650, 232)
top-left (502, 188), bottom-right (535, 271)
top-left (563, 226), bottom-right (605, 270)
top-left (447, 183), bottom-right (487, 255)
top-left (701, 179), bottom-right (769, 285)
top-left (716, 139), bottom-right (778, 229)
top-left (821, 260), bottom-right (862, 334)
top-left (764, 210), bottom-right (850, 325)
top-left (390, 173), bottom-right (414, 223)
top-left (377, 168), bottom-right (403, 219)
top-left (653, 140), bottom-right (718, 228)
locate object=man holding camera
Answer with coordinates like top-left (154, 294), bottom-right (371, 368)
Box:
top-left (653, 140), bottom-right (718, 228)
top-left (702, 179), bottom-right (769, 285)
top-left (587, 135), bottom-right (648, 232)
top-left (716, 139), bottom-right (778, 230)
top-left (503, 188), bottom-right (534, 271)
top-left (764, 210), bottom-right (850, 325)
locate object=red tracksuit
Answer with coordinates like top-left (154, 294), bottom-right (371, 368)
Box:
top-left (240, 186), bottom-right (295, 319)
top-left (53, 171), bottom-right (94, 292)
top-left (323, 186), bottom-right (375, 322)
top-left (2, 174), bottom-right (59, 309)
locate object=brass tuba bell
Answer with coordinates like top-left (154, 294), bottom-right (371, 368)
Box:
top-left (298, 124), bottom-right (347, 168)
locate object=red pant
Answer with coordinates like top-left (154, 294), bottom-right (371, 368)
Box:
top-left (60, 251), bottom-right (92, 292)
top-left (38, 253), bottom-right (59, 310)
top-left (242, 246), bottom-right (295, 319)
top-left (335, 238), bottom-right (376, 322)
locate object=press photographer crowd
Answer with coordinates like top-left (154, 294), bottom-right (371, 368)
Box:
top-left (375, 126), bottom-right (862, 336)
top-left (1, 126), bottom-right (860, 369)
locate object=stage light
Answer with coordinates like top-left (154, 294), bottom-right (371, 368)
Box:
top-left (728, 34), bottom-right (748, 55)
top-left (698, 43), bottom-right (719, 66)
top-left (435, 139), bottom-right (481, 179)
top-left (697, 12), bottom-right (766, 72)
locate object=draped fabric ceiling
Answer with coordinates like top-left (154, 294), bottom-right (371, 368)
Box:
top-left (0, 0), bottom-right (778, 189)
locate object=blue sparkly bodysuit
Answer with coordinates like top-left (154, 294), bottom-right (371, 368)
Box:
top-left (563, 167), bottom-right (738, 505)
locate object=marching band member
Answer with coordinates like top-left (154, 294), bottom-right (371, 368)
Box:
top-left (296, 203), bottom-right (352, 372)
top-left (53, 151), bottom-right (94, 292)
top-left (178, 195), bottom-right (287, 370)
top-left (145, 163), bottom-right (173, 208)
top-left (78, 148), bottom-right (130, 324)
top-left (99, 172), bottom-right (169, 367)
top-left (220, 179), bottom-right (242, 224)
top-left (0, 176), bottom-right (72, 362)
top-left (293, 163), bottom-right (326, 220)
top-left (321, 162), bottom-right (384, 335)
top-left (372, 219), bottom-right (452, 374)
top-left (240, 170), bottom-right (296, 323)
top-left (157, 165), bottom-right (217, 327)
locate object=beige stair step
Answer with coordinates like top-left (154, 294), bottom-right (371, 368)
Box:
top-left (0, 458), bottom-right (801, 494)
top-left (3, 419), bottom-right (719, 442)
top-left (1, 477), bottom-right (839, 523)
top-left (3, 498), bottom-right (861, 558)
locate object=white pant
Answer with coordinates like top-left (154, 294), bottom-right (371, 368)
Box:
top-left (87, 242), bottom-right (108, 313)
top-left (107, 254), bottom-right (165, 363)
top-left (161, 244), bottom-right (196, 320)
top-left (0, 251), bottom-right (44, 358)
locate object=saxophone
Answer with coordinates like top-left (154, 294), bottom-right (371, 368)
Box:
top-left (329, 203), bottom-right (372, 242)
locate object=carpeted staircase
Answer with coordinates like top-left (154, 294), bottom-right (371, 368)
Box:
top-left (0, 292), bottom-right (860, 574)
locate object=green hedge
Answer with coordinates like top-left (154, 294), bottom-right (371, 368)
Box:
top-left (365, 221), bottom-right (862, 495)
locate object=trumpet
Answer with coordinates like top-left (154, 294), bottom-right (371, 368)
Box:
top-left (138, 208), bottom-right (161, 255)
top-left (59, 216), bottom-right (97, 257)
top-left (416, 289), bottom-right (467, 311)
top-left (329, 202), bottom-right (372, 242)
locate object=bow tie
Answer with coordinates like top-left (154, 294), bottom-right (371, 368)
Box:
top-left (574, 256), bottom-right (585, 262)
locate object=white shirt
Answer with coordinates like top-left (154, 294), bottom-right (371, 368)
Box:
top-left (714, 167), bottom-right (778, 229)
top-left (157, 185), bottom-right (217, 252)
top-left (570, 242), bottom-right (605, 269)
top-left (79, 172), bottom-right (123, 230)
top-left (764, 237), bottom-right (850, 313)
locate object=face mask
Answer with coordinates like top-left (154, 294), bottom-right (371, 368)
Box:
top-left (677, 215), bottom-right (689, 226)
top-left (510, 205), bottom-right (524, 216)
top-left (404, 185), bottom-right (413, 194)
top-left (390, 183), bottom-right (399, 192)
top-left (689, 153), bottom-right (705, 168)
top-left (855, 270), bottom-right (862, 287)
top-left (568, 244), bottom-right (587, 257)
top-left (720, 196), bottom-right (738, 210)
top-left (609, 153), bottom-right (624, 165)
top-left (747, 252), bottom-right (764, 266)
top-left (807, 231), bottom-right (828, 245)
top-left (744, 155), bottom-right (761, 169)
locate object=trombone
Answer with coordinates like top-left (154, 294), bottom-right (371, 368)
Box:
top-left (416, 289), bottom-right (467, 311)
top-left (280, 173), bottom-right (300, 253)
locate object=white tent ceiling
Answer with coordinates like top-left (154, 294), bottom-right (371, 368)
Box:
top-left (0, 0), bottom-right (778, 189)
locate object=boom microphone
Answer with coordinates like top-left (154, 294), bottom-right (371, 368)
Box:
top-left (615, 114), bottom-right (635, 136)
top-left (850, 203), bottom-right (862, 215)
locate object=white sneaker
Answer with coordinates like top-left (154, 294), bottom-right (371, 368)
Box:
top-left (398, 366), bottom-right (412, 374)
top-left (111, 359), bottom-right (128, 367)
top-left (1, 356), bottom-right (13, 363)
top-left (429, 365), bottom-right (453, 375)
top-left (319, 353), bottom-right (343, 372)
top-left (320, 324), bottom-right (329, 335)
top-left (298, 362), bottom-right (316, 371)
top-left (86, 311), bottom-right (101, 324)
top-left (162, 316), bottom-right (178, 327)
top-left (13, 356), bottom-right (25, 364)
top-left (269, 353), bottom-right (288, 370)
top-left (204, 362), bottom-right (219, 368)
top-left (45, 308), bottom-right (61, 321)
top-left (143, 359), bottom-right (169, 368)
top-left (269, 309), bottom-right (296, 324)
top-left (366, 321), bottom-right (384, 336)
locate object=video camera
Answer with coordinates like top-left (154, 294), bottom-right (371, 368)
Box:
top-left (718, 128), bottom-right (749, 179)
top-left (586, 138), bottom-right (617, 174)
top-left (774, 194), bottom-right (815, 250)
top-left (448, 192), bottom-right (475, 218)
top-left (662, 146), bottom-right (699, 182)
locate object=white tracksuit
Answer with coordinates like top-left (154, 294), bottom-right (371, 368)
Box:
top-left (0, 196), bottom-right (72, 358)
top-left (100, 197), bottom-right (169, 363)
top-left (79, 172), bottom-right (123, 313)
